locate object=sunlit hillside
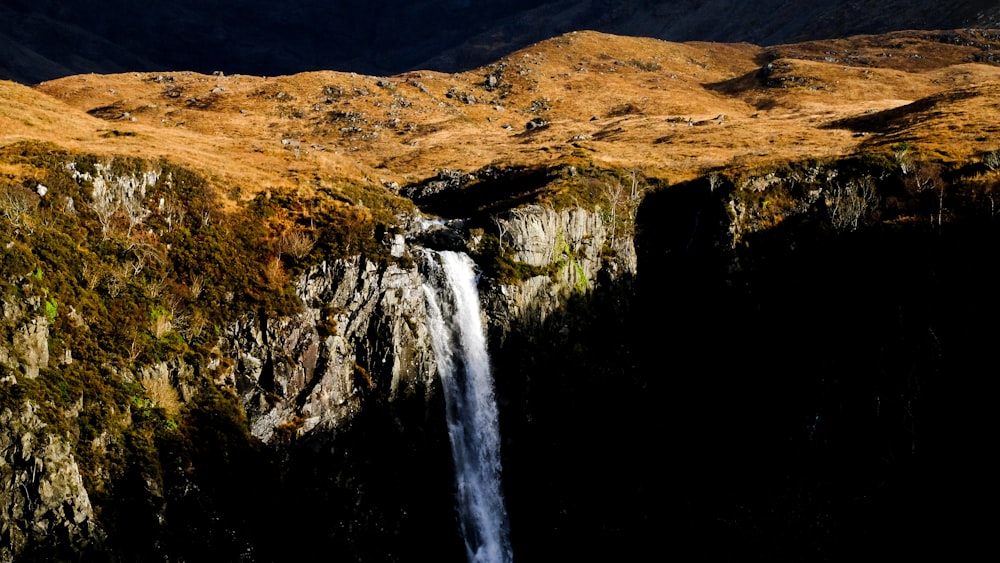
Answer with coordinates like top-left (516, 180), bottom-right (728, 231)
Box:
top-left (4, 29), bottom-right (996, 206)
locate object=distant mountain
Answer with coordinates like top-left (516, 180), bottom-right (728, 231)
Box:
top-left (2, 0), bottom-right (999, 84)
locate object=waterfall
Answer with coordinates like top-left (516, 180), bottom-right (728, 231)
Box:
top-left (422, 249), bottom-right (513, 563)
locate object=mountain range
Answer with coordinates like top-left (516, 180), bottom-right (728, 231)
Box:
top-left (3, 0), bottom-right (1000, 84)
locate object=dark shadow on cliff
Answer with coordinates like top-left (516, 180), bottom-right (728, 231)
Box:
top-left (403, 166), bottom-right (555, 221)
top-left (488, 266), bottom-right (661, 561)
top-left (487, 174), bottom-right (998, 561)
top-left (80, 172), bottom-right (996, 561)
top-left (628, 178), bottom-right (997, 560)
top-left (95, 378), bottom-right (462, 562)
top-left (271, 386), bottom-right (464, 562)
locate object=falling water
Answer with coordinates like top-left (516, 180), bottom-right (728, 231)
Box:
top-left (422, 249), bottom-right (513, 563)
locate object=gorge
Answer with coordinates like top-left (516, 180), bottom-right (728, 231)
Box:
top-left (2, 28), bottom-right (999, 561)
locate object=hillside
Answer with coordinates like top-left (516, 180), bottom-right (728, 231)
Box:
top-left (12, 29), bottom-right (1000, 197)
top-left (3, 0), bottom-right (999, 84)
top-left (3, 29), bottom-right (1000, 562)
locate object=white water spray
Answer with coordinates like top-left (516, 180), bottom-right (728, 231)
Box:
top-left (422, 250), bottom-right (513, 563)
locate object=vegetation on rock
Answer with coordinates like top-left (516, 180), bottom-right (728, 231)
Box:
top-left (3, 26), bottom-right (1000, 561)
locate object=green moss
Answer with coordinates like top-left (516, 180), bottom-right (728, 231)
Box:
top-left (474, 232), bottom-right (555, 284)
top-left (44, 298), bottom-right (58, 322)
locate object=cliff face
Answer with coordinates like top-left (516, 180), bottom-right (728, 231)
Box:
top-left (630, 158), bottom-right (998, 560)
top-left (1, 298), bottom-right (49, 381)
top-left (215, 202), bottom-right (638, 561)
top-left (2, 145), bottom-right (997, 559)
top-left (0, 402), bottom-right (104, 563)
top-left (221, 255), bottom-right (438, 443)
top-left (479, 204), bottom-right (636, 344)
top-left (0, 288), bottom-right (102, 561)
top-left (223, 202), bottom-right (633, 445)
top-left (0, 155), bottom-right (636, 559)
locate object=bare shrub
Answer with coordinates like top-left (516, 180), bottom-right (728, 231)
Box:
top-left (105, 266), bottom-right (128, 297)
top-left (188, 274), bottom-right (205, 299)
top-left (708, 172), bottom-right (724, 192)
top-left (181, 310), bottom-right (208, 340)
top-left (142, 375), bottom-right (182, 418)
top-left (161, 198), bottom-right (187, 231)
top-left (81, 262), bottom-right (103, 290)
top-left (603, 170), bottom-right (644, 246)
top-left (278, 228), bottom-right (316, 259)
top-left (492, 215), bottom-right (509, 251)
top-left (985, 149), bottom-right (1000, 171)
top-left (122, 196), bottom-right (151, 237)
top-left (893, 142), bottom-right (915, 174)
top-left (124, 259), bottom-right (144, 278)
top-left (0, 185), bottom-right (39, 231)
top-left (128, 333), bottom-right (143, 364)
top-left (905, 161), bottom-right (946, 226)
top-left (88, 197), bottom-right (120, 239)
top-left (827, 175), bottom-right (879, 231)
top-left (264, 256), bottom-right (288, 287)
top-left (143, 276), bottom-right (166, 299)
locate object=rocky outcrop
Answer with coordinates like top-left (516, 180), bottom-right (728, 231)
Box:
top-left (0, 402), bottom-right (105, 562)
top-left (0, 193), bottom-right (636, 556)
top-left (222, 253), bottom-right (440, 443)
top-left (479, 204), bottom-right (636, 343)
top-left (1, 297), bottom-right (49, 381)
top-left (221, 203), bottom-right (635, 444)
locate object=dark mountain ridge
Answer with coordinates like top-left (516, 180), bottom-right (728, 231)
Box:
top-left (3, 0), bottom-right (999, 84)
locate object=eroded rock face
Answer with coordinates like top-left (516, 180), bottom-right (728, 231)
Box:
top-left (222, 204), bottom-right (634, 444)
top-left (1, 297), bottom-right (49, 380)
top-left (222, 254), bottom-right (439, 443)
top-left (0, 402), bottom-right (105, 562)
top-left (0, 201), bottom-right (637, 557)
top-left (480, 204), bottom-right (636, 344)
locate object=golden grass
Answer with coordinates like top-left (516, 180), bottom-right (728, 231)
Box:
top-left (2, 29), bottom-right (999, 197)
top-left (142, 374), bottom-right (183, 419)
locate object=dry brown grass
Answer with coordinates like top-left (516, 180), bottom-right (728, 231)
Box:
top-left (142, 374), bottom-right (183, 419)
top-left (4, 29), bottom-right (1000, 198)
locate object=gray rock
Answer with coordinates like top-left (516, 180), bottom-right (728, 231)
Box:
top-left (525, 118), bottom-right (549, 131)
top-left (480, 204), bottom-right (636, 344)
top-left (0, 402), bottom-right (105, 561)
top-left (222, 245), bottom-right (439, 443)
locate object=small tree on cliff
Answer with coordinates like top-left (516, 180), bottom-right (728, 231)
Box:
top-left (604, 170), bottom-right (643, 248)
top-left (905, 161), bottom-right (946, 228)
top-left (827, 175), bottom-right (878, 231)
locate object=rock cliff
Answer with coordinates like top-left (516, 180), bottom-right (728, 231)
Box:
top-left (0, 401), bottom-right (104, 563)
top-left (479, 204), bottom-right (636, 344)
top-left (0, 156), bottom-right (636, 559)
top-left (221, 200), bottom-right (634, 445)
top-left (222, 253), bottom-right (439, 443)
top-left (2, 142), bottom-right (998, 560)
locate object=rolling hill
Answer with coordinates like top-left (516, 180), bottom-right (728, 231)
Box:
top-left (6, 28), bottom-right (1000, 198)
